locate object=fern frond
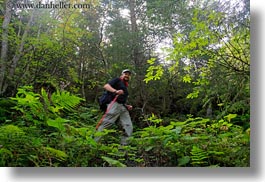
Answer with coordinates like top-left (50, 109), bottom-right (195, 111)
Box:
top-left (190, 146), bottom-right (208, 166)
top-left (44, 147), bottom-right (68, 161)
top-left (51, 91), bottom-right (84, 112)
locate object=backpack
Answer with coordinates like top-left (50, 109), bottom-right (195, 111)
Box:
top-left (98, 91), bottom-right (115, 112)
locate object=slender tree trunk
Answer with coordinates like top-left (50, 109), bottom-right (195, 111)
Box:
top-left (2, 9), bottom-right (36, 94)
top-left (129, 0), bottom-right (139, 66)
top-left (128, 0), bottom-right (147, 112)
top-left (0, 0), bottom-right (12, 96)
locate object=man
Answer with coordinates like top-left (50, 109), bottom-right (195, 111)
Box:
top-left (96, 69), bottom-right (133, 145)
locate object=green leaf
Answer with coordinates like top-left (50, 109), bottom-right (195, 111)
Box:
top-left (47, 117), bottom-right (68, 131)
top-left (147, 58), bottom-right (156, 65)
top-left (101, 156), bottom-right (126, 167)
top-left (44, 147), bottom-right (68, 161)
top-left (183, 75), bottom-right (192, 83)
top-left (224, 114), bottom-right (237, 122)
top-left (145, 146), bottom-right (154, 152)
top-left (186, 90), bottom-right (199, 99)
top-left (144, 65), bottom-right (164, 83)
top-left (178, 156), bottom-right (190, 166)
top-left (173, 126), bottom-right (182, 135)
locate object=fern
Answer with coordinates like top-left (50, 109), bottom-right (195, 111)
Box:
top-left (11, 86), bottom-right (84, 124)
top-left (0, 148), bottom-right (13, 166)
top-left (44, 147), bottom-right (68, 161)
top-left (190, 146), bottom-right (208, 166)
top-left (0, 125), bottom-right (28, 166)
top-left (0, 125), bottom-right (26, 141)
top-left (51, 90), bottom-right (84, 112)
top-left (11, 86), bottom-right (45, 121)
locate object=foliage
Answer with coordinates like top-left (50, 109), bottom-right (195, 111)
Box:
top-left (101, 156), bottom-right (126, 167)
top-left (129, 114), bottom-right (249, 167)
top-left (0, 98), bottom-right (16, 122)
top-left (0, 0), bottom-right (250, 167)
top-left (0, 86), bottom-right (250, 167)
top-left (11, 86), bottom-right (84, 124)
top-left (144, 4), bottom-right (250, 119)
top-left (144, 58), bottom-right (164, 83)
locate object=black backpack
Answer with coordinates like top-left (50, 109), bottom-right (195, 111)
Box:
top-left (98, 91), bottom-right (115, 112)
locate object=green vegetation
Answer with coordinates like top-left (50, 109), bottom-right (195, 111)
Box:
top-left (0, 0), bottom-right (250, 167)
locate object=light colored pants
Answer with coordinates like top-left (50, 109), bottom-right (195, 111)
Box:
top-left (96, 102), bottom-right (133, 145)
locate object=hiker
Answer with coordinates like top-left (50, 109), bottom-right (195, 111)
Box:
top-left (95, 69), bottom-right (133, 145)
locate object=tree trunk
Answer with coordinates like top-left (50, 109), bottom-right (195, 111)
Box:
top-left (2, 9), bottom-right (36, 94)
top-left (0, 0), bottom-right (12, 96)
top-left (128, 0), bottom-right (147, 112)
top-left (129, 0), bottom-right (139, 66)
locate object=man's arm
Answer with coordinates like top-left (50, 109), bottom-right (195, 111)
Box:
top-left (104, 83), bottom-right (124, 95)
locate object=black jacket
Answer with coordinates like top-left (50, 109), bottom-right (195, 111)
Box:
top-left (108, 77), bottom-right (129, 104)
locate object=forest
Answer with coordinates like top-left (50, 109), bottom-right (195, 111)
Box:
top-left (0, 0), bottom-right (250, 167)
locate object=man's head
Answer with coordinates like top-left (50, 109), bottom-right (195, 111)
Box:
top-left (121, 69), bottom-right (132, 81)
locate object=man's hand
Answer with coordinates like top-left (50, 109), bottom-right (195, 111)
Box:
top-left (126, 105), bottom-right (133, 111)
top-left (115, 90), bottom-right (124, 95)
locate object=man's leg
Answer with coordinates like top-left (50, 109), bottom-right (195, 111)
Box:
top-left (95, 102), bottom-right (120, 142)
top-left (119, 107), bottom-right (133, 145)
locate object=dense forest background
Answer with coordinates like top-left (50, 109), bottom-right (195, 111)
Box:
top-left (0, 0), bottom-right (250, 167)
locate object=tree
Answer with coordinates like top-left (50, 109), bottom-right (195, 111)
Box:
top-left (0, 0), bottom-right (12, 96)
top-left (145, 0), bottom-right (250, 119)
